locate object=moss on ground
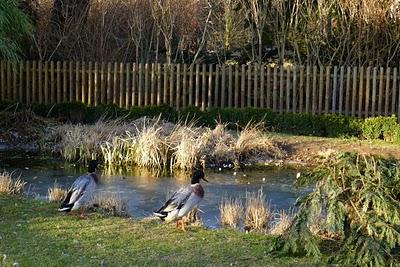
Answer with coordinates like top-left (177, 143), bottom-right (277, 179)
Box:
top-left (0, 195), bottom-right (326, 266)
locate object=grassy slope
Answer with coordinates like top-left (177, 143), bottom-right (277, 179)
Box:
top-left (0, 195), bottom-right (325, 267)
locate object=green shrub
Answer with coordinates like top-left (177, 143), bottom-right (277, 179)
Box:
top-left (281, 152), bottom-right (400, 266)
top-left (362, 115), bottom-right (400, 143)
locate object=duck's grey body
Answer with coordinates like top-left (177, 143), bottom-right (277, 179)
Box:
top-left (155, 183), bottom-right (204, 222)
top-left (59, 161), bottom-right (99, 212)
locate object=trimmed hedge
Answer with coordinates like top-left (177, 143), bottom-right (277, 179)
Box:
top-left (0, 101), bottom-right (399, 143)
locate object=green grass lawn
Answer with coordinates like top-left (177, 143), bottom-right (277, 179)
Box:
top-left (0, 195), bottom-right (326, 266)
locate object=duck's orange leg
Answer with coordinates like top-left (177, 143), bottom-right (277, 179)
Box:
top-left (180, 219), bottom-right (186, 232)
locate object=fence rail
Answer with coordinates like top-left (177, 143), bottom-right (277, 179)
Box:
top-left (1, 61), bottom-right (400, 120)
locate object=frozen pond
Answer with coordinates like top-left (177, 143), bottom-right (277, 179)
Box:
top-left (0, 151), bottom-right (304, 228)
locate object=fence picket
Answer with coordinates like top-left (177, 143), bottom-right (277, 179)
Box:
top-left (286, 67), bottom-right (291, 112)
top-left (371, 67), bottom-right (377, 116)
top-left (228, 65), bottom-right (233, 108)
top-left (378, 67), bottom-right (384, 115)
top-left (351, 67), bottom-right (357, 117)
top-left (299, 66), bottom-right (304, 113)
top-left (235, 65), bottom-right (239, 108)
top-left (385, 67), bottom-right (391, 116)
top-left (202, 64), bottom-right (206, 110)
top-left (332, 66), bottom-right (338, 113)
top-left (358, 66), bottom-right (364, 118)
top-left (266, 66), bottom-right (271, 109)
top-left (339, 66), bottom-right (344, 114)
top-left (208, 64), bottom-right (213, 109)
top-left (365, 67), bottom-right (371, 117)
top-left (63, 61), bottom-right (68, 102)
top-left (392, 68), bottom-right (397, 115)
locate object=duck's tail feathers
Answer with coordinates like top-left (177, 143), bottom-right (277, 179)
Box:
top-left (153, 211), bottom-right (167, 220)
top-left (58, 203), bottom-right (74, 212)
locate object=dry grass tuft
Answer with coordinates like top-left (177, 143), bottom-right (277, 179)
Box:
top-left (91, 192), bottom-right (128, 217)
top-left (219, 197), bottom-right (243, 229)
top-left (201, 123), bottom-right (236, 166)
top-left (0, 171), bottom-right (26, 195)
top-left (235, 122), bottom-right (284, 161)
top-left (134, 118), bottom-right (169, 170)
top-left (244, 189), bottom-right (271, 232)
top-left (47, 183), bottom-right (66, 203)
top-left (269, 209), bottom-right (294, 236)
top-left (169, 122), bottom-right (204, 171)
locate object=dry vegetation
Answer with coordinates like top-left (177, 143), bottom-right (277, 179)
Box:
top-left (50, 117), bottom-right (283, 172)
top-left (0, 171), bottom-right (26, 195)
top-left (91, 192), bottom-right (128, 217)
top-left (219, 197), bottom-right (243, 229)
top-left (219, 190), bottom-right (294, 234)
top-left (47, 183), bottom-right (66, 203)
top-left (244, 189), bottom-right (271, 232)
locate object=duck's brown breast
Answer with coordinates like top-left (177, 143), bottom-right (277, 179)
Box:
top-left (192, 184), bottom-right (204, 198)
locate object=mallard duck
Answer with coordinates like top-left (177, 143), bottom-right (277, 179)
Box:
top-left (58, 160), bottom-right (99, 215)
top-left (153, 169), bottom-right (208, 231)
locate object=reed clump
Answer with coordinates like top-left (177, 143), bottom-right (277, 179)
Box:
top-left (51, 117), bottom-right (284, 172)
top-left (47, 183), bottom-right (66, 203)
top-left (244, 189), bottom-right (271, 232)
top-left (0, 171), bottom-right (26, 195)
top-left (91, 192), bottom-right (128, 217)
top-left (235, 122), bottom-right (285, 161)
top-left (269, 210), bottom-right (294, 236)
top-left (219, 197), bottom-right (243, 229)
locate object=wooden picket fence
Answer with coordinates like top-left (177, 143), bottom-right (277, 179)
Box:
top-left (0, 61), bottom-right (400, 120)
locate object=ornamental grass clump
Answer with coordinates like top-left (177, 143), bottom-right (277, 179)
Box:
top-left (235, 122), bottom-right (284, 161)
top-left (0, 171), bottom-right (26, 195)
top-left (47, 183), bottom-right (66, 203)
top-left (91, 192), bottom-right (128, 217)
top-left (281, 152), bottom-right (400, 266)
top-left (244, 189), bottom-right (271, 232)
top-left (269, 210), bottom-right (294, 236)
top-left (219, 197), bottom-right (243, 229)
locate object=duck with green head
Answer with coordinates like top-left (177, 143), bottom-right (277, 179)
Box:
top-left (59, 160), bottom-right (99, 216)
top-left (153, 169), bottom-right (208, 231)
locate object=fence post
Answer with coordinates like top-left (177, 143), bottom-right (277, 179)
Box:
top-left (56, 61), bottom-right (61, 103)
top-left (312, 66), bottom-right (317, 114)
top-left (365, 67), bottom-right (371, 118)
top-left (63, 61), bottom-right (68, 103)
top-left (273, 67), bottom-right (278, 112)
top-left (75, 62), bottom-right (80, 102)
top-left (292, 66), bottom-right (297, 113)
top-left (31, 61), bottom-right (37, 103)
top-left (169, 64), bottom-right (174, 107)
top-left (94, 62), bottom-right (99, 106)
top-left (119, 62), bottom-right (124, 108)
top-left (253, 64), bottom-right (258, 108)
top-left (228, 65), bottom-right (233, 108)
top-left (19, 61), bottom-right (23, 103)
top-left (392, 68), bottom-right (397, 115)
top-left (81, 61), bottom-right (87, 104)
top-left (351, 66), bottom-right (357, 117)
top-left (266, 66), bottom-right (271, 109)
top-left (201, 64), bottom-right (206, 111)
top-left (176, 64), bottom-right (181, 109)
top-left (371, 67), bottom-right (377, 116)
top-left (235, 65), bottom-right (239, 108)
top-left (248, 64), bottom-right (252, 108)
top-left (88, 61), bottom-right (92, 106)
top-left (385, 67), bottom-right (391, 116)
top-left (69, 61), bottom-right (73, 102)
top-left (208, 64), bottom-right (213, 109)
top-left (125, 62), bottom-right (130, 109)
top-left (325, 66), bottom-right (331, 114)
top-left (260, 64), bottom-right (264, 108)
top-left (338, 66), bottom-right (344, 114)
top-left (332, 66), bottom-right (338, 113)
top-left (221, 64), bottom-right (226, 108)
top-left (241, 65), bottom-right (245, 108)
top-left (182, 64), bottom-right (187, 108)
top-left (378, 67), bottom-right (384, 115)
top-left (151, 63), bottom-right (156, 106)
top-left (157, 63), bottom-right (161, 106)
top-left (37, 61), bottom-right (42, 104)
top-left (299, 66), bottom-right (304, 113)
top-left (357, 66), bottom-right (364, 118)
top-left (163, 63), bottom-right (167, 105)
top-left (12, 62), bottom-right (17, 101)
top-left (132, 63), bottom-right (137, 106)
